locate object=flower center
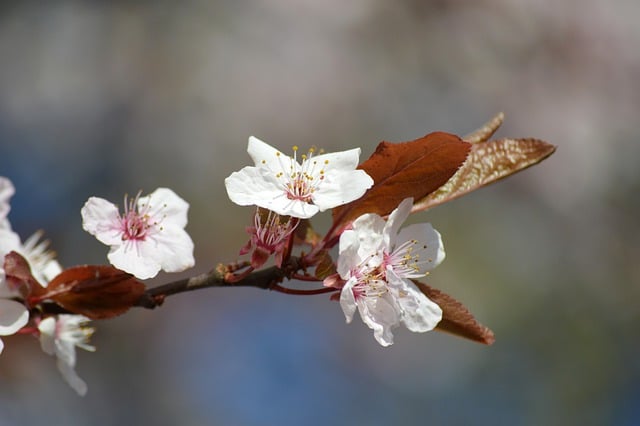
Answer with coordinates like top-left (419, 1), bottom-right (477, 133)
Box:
top-left (120, 193), bottom-right (158, 241)
top-left (384, 239), bottom-right (433, 278)
top-left (274, 146), bottom-right (328, 204)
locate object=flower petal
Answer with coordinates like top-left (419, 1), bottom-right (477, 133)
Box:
top-left (225, 167), bottom-right (284, 206)
top-left (247, 136), bottom-right (291, 170)
top-left (383, 198), bottom-right (413, 249)
top-left (358, 295), bottom-right (399, 346)
top-left (0, 299), bottom-right (28, 336)
top-left (81, 197), bottom-right (123, 246)
top-left (339, 278), bottom-right (358, 323)
top-left (56, 358), bottom-right (88, 396)
top-left (38, 317), bottom-right (57, 355)
top-left (146, 226), bottom-right (195, 273)
top-left (312, 148), bottom-right (362, 172)
top-left (311, 169), bottom-right (374, 211)
top-left (387, 270), bottom-right (442, 332)
top-left (396, 222), bottom-right (445, 272)
top-left (107, 244), bottom-right (161, 280)
top-left (139, 188), bottom-right (190, 228)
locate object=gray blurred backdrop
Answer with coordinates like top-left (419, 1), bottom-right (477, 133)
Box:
top-left (0, 1), bottom-right (638, 425)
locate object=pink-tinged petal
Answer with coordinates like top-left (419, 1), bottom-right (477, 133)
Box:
top-left (0, 299), bottom-right (28, 335)
top-left (225, 167), bottom-right (285, 207)
top-left (358, 295), bottom-right (399, 347)
top-left (81, 197), bottom-right (123, 246)
top-left (396, 223), bottom-right (445, 271)
top-left (339, 278), bottom-right (358, 323)
top-left (139, 188), bottom-right (189, 228)
top-left (107, 244), bottom-right (161, 280)
top-left (387, 270), bottom-right (442, 332)
top-left (383, 198), bottom-right (413, 248)
top-left (312, 148), bottom-right (362, 172)
top-left (146, 226), bottom-right (195, 273)
top-left (311, 170), bottom-right (374, 211)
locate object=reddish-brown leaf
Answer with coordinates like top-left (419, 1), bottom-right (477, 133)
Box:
top-left (415, 281), bottom-right (495, 345)
top-left (463, 112), bottom-right (505, 144)
top-left (331, 132), bottom-right (471, 232)
top-left (42, 265), bottom-right (146, 320)
top-left (3, 251), bottom-right (45, 300)
top-left (413, 138), bottom-right (556, 212)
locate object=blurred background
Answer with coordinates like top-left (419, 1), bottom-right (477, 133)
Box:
top-left (0, 1), bottom-right (638, 425)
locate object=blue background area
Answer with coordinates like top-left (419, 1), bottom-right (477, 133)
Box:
top-left (1, 1), bottom-right (639, 425)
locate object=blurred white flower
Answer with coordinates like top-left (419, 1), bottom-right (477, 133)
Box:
top-left (225, 136), bottom-right (373, 219)
top-left (81, 188), bottom-right (195, 279)
top-left (38, 314), bottom-right (95, 396)
top-left (0, 177), bottom-right (14, 230)
top-left (334, 198), bottom-right (444, 346)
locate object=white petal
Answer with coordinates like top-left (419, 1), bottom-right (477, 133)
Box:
top-left (266, 198), bottom-right (319, 219)
top-left (0, 227), bottom-right (21, 256)
top-left (55, 337), bottom-right (77, 368)
top-left (351, 213), bottom-right (386, 262)
top-left (311, 170), bottom-right (374, 211)
top-left (0, 338), bottom-right (4, 354)
top-left (107, 244), bottom-right (161, 280)
top-left (225, 167), bottom-right (284, 206)
top-left (247, 136), bottom-right (293, 170)
top-left (358, 296), bottom-right (399, 347)
top-left (56, 358), bottom-right (88, 396)
top-left (396, 223), bottom-right (445, 271)
top-left (146, 226), bottom-right (195, 273)
top-left (139, 188), bottom-right (189, 228)
top-left (81, 197), bottom-right (123, 245)
top-left (0, 299), bottom-right (28, 335)
top-left (339, 278), bottom-right (358, 323)
top-left (38, 317), bottom-right (57, 355)
top-left (387, 270), bottom-right (442, 332)
top-left (311, 148), bottom-right (362, 172)
top-left (383, 198), bottom-right (413, 249)
top-left (0, 177), bottom-right (14, 220)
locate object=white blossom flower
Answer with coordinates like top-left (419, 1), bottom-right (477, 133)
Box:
top-left (38, 314), bottom-right (95, 396)
top-left (334, 198), bottom-right (444, 346)
top-left (81, 188), bottom-right (195, 279)
top-left (225, 137), bottom-right (374, 219)
top-left (0, 177), bottom-right (14, 230)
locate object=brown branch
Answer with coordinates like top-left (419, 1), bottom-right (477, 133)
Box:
top-left (134, 256), bottom-right (305, 309)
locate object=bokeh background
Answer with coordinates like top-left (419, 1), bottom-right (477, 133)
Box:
top-left (1, 1), bottom-right (639, 425)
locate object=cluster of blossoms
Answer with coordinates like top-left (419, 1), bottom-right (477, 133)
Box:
top-left (0, 177), bottom-right (195, 395)
top-left (0, 108), bottom-right (557, 397)
top-left (225, 137), bottom-right (447, 345)
top-left (3, 119), bottom-right (543, 394)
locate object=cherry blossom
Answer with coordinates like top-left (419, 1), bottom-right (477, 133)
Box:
top-left (81, 188), bottom-right (195, 279)
top-left (225, 136), bottom-right (374, 219)
top-left (240, 208), bottom-right (298, 269)
top-left (331, 198), bottom-right (444, 346)
top-left (38, 314), bottom-right (95, 396)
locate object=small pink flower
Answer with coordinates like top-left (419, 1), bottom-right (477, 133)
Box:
top-left (240, 208), bottom-right (297, 268)
top-left (81, 188), bottom-right (195, 279)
